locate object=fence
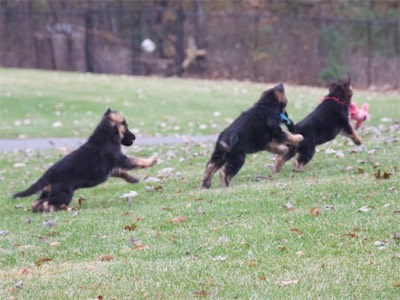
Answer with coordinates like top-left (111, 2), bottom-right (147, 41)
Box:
top-left (0, 6), bottom-right (399, 88)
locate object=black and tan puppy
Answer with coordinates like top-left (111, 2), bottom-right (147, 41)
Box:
top-left (14, 109), bottom-right (158, 212)
top-left (201, 84), bottom-right (303, 189)
top-left (274, 78), bottom-right (362, 172)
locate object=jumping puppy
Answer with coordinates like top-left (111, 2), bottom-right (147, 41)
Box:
top-left (201, 84), bottom-right (303, 189)
top-left (274, 77), bottom-right (362, 172)
top-left (14, 109), bottom-right (158, 212)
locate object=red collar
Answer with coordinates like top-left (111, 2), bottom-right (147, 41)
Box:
top-left (322, 96), bottom-right (349, 107)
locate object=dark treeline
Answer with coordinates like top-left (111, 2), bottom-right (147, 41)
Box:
top-left (1, 0), bottom-right (399, 88)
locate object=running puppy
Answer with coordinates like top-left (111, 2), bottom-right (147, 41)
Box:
top-left (14, 109), bottom-right (158, 212)
top-left (274, 77), bottom-right (362, 172)
top-left (201, 84), bottom-right (303, 189)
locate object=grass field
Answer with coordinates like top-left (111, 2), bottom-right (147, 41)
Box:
top-left (0, 68), bottom-right (399, 299)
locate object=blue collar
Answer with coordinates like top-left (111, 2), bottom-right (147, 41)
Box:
top-left (279, 113), bottom-right (292, 125)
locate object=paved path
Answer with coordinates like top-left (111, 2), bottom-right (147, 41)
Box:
top-left (0, 135), bottom-right (217, 152)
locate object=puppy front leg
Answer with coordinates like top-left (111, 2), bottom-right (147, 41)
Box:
top-left (129, 156), bottom-right (158, 168)
top-left (119, 155), bottom-right (158, 169)
top-left (341, 123), bottom-right (362, 145)
top-left (284, 131), bottom-right (303, 145)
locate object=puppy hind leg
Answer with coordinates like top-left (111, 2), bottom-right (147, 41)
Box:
top-left (294, 146), bottom-right (315, 172)
top-left (201, 147), bottom-right (226, 189)
top-left (44, 185), bottom-right (74, 212)
top-left (220, 153), bottom-right (245, 187)
top-left (111, 168), bottom-right (140, 183)
top-left (201, 160), bottom-right (223, 189)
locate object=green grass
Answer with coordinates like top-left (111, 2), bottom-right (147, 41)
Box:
top-left (0, 68), bottom-right (399, 299)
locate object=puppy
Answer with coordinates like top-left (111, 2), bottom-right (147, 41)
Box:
top-left (13, 109), bottom-right (158, 212)
top-left (274, 77), bottom-right (362, 172)
top-left (201, 84), bottom-right (303, 189)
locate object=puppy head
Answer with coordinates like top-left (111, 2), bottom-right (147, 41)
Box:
top-left (104, 109), bottom-right (136, 146)
top-left (258, 83), bottom-right (288, 110)
top-left (328, 77), bottom-right (353, 103)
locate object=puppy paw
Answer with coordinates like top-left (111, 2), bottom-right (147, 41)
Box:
top-left (293, 161), bottom-right (305, 172)
top-left (293, 134), bottom-right (304, 143)
top-left (353, 136), bottom-right (362, 145)
top-left (147, 156), bottom-right (158, 167)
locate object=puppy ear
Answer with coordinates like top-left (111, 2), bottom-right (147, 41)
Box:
top-left (343, 76), bottom-right (351, 90)
top-left (274, 83), bottom-right (284, 93)
top-left (104, 108), bottom-right (112, 116)
top-left (362, 103), bottom-right (369, 112)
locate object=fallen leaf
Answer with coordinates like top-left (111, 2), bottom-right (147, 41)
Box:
top-left (259, 275), bottom-right (266, 281)
top-left (121, 191), bottom-right (138, 200)
top-left (296, 250), bottom-right (304, 256)
top-left (324, 205), bottom-right (335, 211)
top-left (14, 281), bottom-right (23, 289)
top-left (310, 207), bottom-right (320, 217)
top-left (278, 245), bottom-right (286, 251)
top-left (247, 260), bottom-right (256, 267)
top-left (133, 243), bottom-right (149, 251)
top-left (143, 176), bottom-right (161, 183)
top-left (374, 169), bottom-right (392, 180)
top-left (35, 257), bottom-right (53, 267)
top-left (393, 233), bottom-right (400, 240)
top-left (290, 227), bottom-right (302, 236)
top-left (394, 211), bottom-right (400, 215)
top-left (358, 205), bottom-right (374, 212)
top-left (284, 202), bottom-right (296, 211)
top-left (278, 279), bottom-right (299, 286)
top-left (170, 216), bottom-right (188, 223)
top-left (50, 242), bottom-right (60, 247)
top-left (43, 220), bottom-right (56, 228)
top-left (124, 224), bottom-right (137, 231)
top-left (395, 282), bottom-right (400, 288)
top-left (198, 205), bottom-right (205, 215)
top-left (343, 233), bottom-right (358, 238)
top-left (212, 255), bottom-right (228, 261)
top-left (192, 290), bottom-right (208, 298)
top-left (162, 207), bottom-right (172, 211)
top-left (77, 196), bottom-right (84, 207)
top-left (0, 229), bottom-right (9, 236)
top-left (98, 255), bottom-right (114, 261)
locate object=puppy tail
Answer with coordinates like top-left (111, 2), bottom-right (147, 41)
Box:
top-left (13, 175), bottom-right (49, 198)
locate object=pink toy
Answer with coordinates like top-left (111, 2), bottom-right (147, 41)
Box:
top-left (349, 102), bottom-right (369, 129)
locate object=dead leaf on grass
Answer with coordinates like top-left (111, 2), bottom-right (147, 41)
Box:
top-left (35, 257), bottom-right (53, 267)
top-left (77, 195), bottom-right (84, 207)
top-left (247, 260), bottom-right (256, 267)
top-left (393, 233), bottom-right (400, 240)
top-left (278, 279), bottom-right (299, 286)
top-left (374, 169), bottom-right (392, 180)
top-left (170, 216), bottom-right (188, 223)
top-left (98, 255), bottom-right (114, 262)
top-left (394, 211), bottom-right (400, 215)
top-left (290, 227), bottom-right (302, 236)
top-left (124, 224), bottom-right (137, 231)
top-left (395, 282), bottom-right (400, 288)
top-left (212, 255), bottom-right (228, 261)
top-left (343, 233), bottom-right (358, 239)
top-left (133, 243), bottom-right (149, 251)
top-left (358, 205), bottom-right (374, 212)
top-left (284, 202), bottom-right (296, 211)
top-left (310, 207), bottom-right (320, 217)
top-left (192, 290), bottom-right (209, 298)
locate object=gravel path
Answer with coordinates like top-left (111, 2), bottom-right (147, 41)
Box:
top-left (0, 135), bottom-right (217, 152)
